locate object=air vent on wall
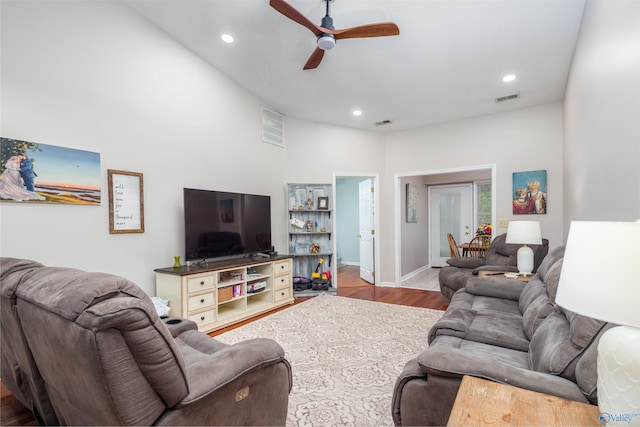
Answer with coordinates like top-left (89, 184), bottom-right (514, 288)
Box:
top-left (261, 108), bottom-right (284, 147)
top-left (375, 119), bottom-right (392, 126)
top-left (495, 93), bottom-right (520, 103)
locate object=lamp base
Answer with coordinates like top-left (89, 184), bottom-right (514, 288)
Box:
top-left (516, 244), bottom-right (534, 275)
top-left (597, 325), bottom-right (640, 426)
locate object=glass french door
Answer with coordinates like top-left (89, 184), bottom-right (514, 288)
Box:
top-left (429, 184), bottom-right (473, 267)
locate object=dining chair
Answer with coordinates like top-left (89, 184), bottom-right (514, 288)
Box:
top-left (447, 233), bottom-right (461, 258)
top-left (467, 235), bottom-right (492, 257)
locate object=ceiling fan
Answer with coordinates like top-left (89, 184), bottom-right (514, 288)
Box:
top-left (269, 0), bottom-right (400, 70)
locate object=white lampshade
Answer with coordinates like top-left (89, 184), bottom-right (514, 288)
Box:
top-left (505, 221), bottom-right (542, 275)
top-left (556, 220), bottom-right (640, 421)
top-left (556, 221), bottom-right (640, 327)
top-left (505, 221), bottom-right (543, 245)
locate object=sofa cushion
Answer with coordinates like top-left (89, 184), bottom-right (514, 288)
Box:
top-left (419, 335), bottom-right (588, 403)
top-left (528, 308), bottom-right (606, 382)
top-left (522, 294), bottom-right (555, 340)
top-left (528, 310), bottom-right (576, 379)
top-left (428, 295), bottom-right (528, 351)
top-left (518, 246), bottom-right (565, 314)
top-left (445, 257), bottom-right (485, 269)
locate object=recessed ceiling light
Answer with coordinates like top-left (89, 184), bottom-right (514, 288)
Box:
top-left (353, 110), bottom-right (362, 116)
top-left (221, 34), bottom-right (234, 44)
top-left (502, 74), bottom-right (517, 83)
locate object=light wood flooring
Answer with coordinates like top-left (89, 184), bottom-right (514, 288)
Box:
top-left (0, 265), bottom-right (448, 426)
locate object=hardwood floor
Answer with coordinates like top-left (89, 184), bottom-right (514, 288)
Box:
top-left (0, 265), bottom-right (448, 426)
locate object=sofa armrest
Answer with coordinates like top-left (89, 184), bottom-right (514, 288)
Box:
top-left (175, 334), bottom-right (291, 403)
top-left (417, 337), bottom-right (588, 403)
top-left (465, 277), bottom-right (526, 300)
top-left (446, 257), bottom-right (486, 269)
top-left (156, 334), bottom-right (292, 426)
top-left (160, 315), bottom-right (198, 338)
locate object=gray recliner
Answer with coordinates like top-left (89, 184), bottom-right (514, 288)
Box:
top-left (0, 257), bottom-right (292, 426)
top-left (438, 233), bottom-right (549, 300)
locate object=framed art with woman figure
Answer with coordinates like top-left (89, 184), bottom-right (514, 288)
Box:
top-left (0, 137), bottom-right (101, 204)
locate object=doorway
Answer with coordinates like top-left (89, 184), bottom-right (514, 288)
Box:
top-left (334, 174), bottom-right (380, 287)
top-left (395, 165), bottom-right (496, 287)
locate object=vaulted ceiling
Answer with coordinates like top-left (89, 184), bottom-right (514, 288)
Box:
top-left (124, 0), bottom-right (585, 132)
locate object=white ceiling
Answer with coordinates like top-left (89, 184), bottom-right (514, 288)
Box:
top-left (124, 0), bottom-right (585, 132)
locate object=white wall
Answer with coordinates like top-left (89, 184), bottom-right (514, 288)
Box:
top-left (0, 0), bottom-right (289, 294)
top-left (0, 1), bottom-right (385, 295)
top-left (563, 0), bottom-right (640, 230)
top-left (5, 0), bottom-right (635, 293)
top-left (381, 103), bottom-right (564, 284)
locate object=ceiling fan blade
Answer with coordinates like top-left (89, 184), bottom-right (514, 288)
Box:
top-left (331, 22), bottom-right (400, 40)
top-left (269, 0), bottom-right (323, 37)
top-left (303, 48), bottom-right (325, 70)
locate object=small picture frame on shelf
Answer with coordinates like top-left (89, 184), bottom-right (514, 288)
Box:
top-left (318, 197), bottom-right (329, 210)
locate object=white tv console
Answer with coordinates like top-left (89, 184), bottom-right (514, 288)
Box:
top-left (154, 256), bottom-right (293, 333)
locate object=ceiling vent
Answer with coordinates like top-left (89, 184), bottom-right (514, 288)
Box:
top-left (375, 119), bottom-right (392, 126)
top-left (495, 93), bottom-right (520, 103)
top-left (261, 108), bottom-right (284, 147)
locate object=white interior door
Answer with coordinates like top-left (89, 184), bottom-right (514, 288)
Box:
top-left (358, 178), bottom-right (375, 284)
top-left (429, 184), bottom-right (472, 267)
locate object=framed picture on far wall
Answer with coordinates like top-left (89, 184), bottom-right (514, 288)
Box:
top-left (512, 170), bottom-right (547, 215)
top-left (406, 184), bottom-right (418, 222)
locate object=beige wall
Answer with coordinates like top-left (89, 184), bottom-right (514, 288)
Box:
top-left (563, 0), bottom-right (640, 231)
top-left (379, 103), bottom-right (564, 284)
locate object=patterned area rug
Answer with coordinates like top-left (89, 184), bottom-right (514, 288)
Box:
top-left (215, 294), bottom-right (444, 426)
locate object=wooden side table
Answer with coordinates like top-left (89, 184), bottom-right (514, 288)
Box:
top-left (478, 270), bottom-right (532, 283)
top-left (447, 376), bottom-right (601, 426)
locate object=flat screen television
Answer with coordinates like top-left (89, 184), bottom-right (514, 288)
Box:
top-left (183, 188), bottom-right (272, 262)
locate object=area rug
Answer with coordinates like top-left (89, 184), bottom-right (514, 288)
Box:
top-left (215, 294), bottom-right (444, 427)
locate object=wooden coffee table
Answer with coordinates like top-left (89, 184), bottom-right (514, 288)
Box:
top-left (447, 376), bottom-right (601, 426)
top-left (478, 270), bottom-right (532, 282)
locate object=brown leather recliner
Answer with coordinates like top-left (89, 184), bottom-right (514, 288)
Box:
top-left (438, 233), bottom-right (549, 300)
top-left (0, 257), bottom-right (292, 426)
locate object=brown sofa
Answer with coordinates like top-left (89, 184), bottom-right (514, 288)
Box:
top-left (393, 246), bottom-right (610, 426)
top-left (0, 257), bottom-right (292, 425)
top-left (438, 233), bottom-right (549, 300)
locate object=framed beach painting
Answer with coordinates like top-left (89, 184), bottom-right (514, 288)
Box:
top-left (0, 137), bottom-right (101, 204)
top-left (512, 169), bottom-right (547, 215)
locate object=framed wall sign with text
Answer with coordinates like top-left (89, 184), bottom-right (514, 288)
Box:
top-left (108, 169), bottom-right (144, 234)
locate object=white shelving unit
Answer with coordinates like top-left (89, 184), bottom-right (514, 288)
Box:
top-left (155, 257), bottom-right (293, 333)
top-left (287, 183), bottom-right (334, 288)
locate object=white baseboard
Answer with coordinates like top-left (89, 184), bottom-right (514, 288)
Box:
top-left (377, 281), bottom-right (400, 288)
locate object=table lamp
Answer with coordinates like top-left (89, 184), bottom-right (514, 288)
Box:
top-left (505, 221), bottom-right (542, 275)
top-left (556, 221), bottom-right (640, 422)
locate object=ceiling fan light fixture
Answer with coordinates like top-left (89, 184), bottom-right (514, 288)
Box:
top-left (317, 34), bottom-right (336, 50)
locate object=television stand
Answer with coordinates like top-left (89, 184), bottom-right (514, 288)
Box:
top-left (154, 256), bottom-right (293, 333)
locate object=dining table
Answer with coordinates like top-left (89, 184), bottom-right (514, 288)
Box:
top-left (458, 242), bottom-right (489, 257)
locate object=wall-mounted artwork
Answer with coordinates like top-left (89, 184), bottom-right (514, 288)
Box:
top-left (0, 137), bottom-right (101, 204)
top-left (406, 184), bottom-right (418, 222)
top-left (108, 169), bottom-right (144, 234)
top-left (512, 169), bottom-right (547, 214)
